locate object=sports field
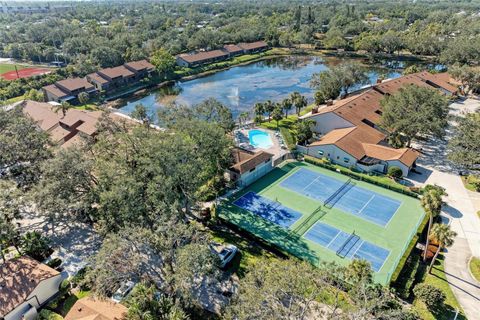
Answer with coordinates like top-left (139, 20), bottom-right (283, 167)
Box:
top-left (219, 161), bottom-right (425, 284)
top-left (0, 63), bottom-right (51, 80)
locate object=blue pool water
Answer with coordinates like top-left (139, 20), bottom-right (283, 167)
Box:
top-left (249, 130), bottom-right (273, 149)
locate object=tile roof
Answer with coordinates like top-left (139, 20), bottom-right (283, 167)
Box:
top-left (87, 72), bottom-right (110, 84)
top-left (0, 256), bottom-right (60, 317)
top-left (98, 66), bottom-right (134, 79)
top-left (414, 71), bottom-right (458, 93)
top-left (124, 59), bottom-right (154, 72)
top-left (56, 78), bottom-right (94, 92)
top-left (179, 50), bottom-right (229, 64)
top-left (373, 74), bottom-right (433, 95)
top-left (64, 297), bottom-right (127, 320)
top-left (230, 147), bottom-right (273, 174)
top-left (238, 40), bottom-right (268, 51)
top-left (223, 44), bottom-right (243, 53)
top-left (43, 84), bottom-right (69, 99)
top-left (22, 100), bottom-right (61, 131)
top-left (362, 143), bottom-right (419, 167)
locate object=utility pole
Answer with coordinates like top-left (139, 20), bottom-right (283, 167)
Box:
top-left (14, 65), bottom-right (19, 79)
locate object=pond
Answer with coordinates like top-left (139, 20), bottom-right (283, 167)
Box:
top-left (117, 55), bottom-right (430, 119)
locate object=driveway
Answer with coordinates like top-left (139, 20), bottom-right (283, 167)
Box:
top-left (407, 97), bottom-right (480, 320)
top-left (16, 212), bottom-right (101, 278)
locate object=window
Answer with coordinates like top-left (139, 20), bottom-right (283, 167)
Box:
top-left (375, 109), bottom-right (383, 115)
top-left (249, 167), bottom-right (256, 172)
top-left (361, 118), bottom-right (375, 128)
top-left (343, 157), bottom-right (350, 163)
top-left (336, 156), bottom-right (339, 160)
top-left (318, 150), bottom-right (324, 156)
top-left (265, 159), bottom-right (270, 163)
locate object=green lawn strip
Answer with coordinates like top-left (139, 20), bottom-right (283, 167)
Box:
top-left (461, 175), bottom-right (479, 192)
top-left (0, 94), bottom-right (25, 106)
top-left (469, 257), bottom-right (480, 282)
top-left (413, 255), bottom-right (466, 320)
top-left (219, 161), bottom-right (425, 285)
top-left (0, 63), bottom-right (28, 74)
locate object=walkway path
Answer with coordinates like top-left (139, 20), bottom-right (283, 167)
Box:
top-left (408, 97), bottom-right (480, 320)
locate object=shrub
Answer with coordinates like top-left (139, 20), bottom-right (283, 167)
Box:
top-left (387, 166), bottom-right (403, 179)
top-left (21, 231), bottom-right (51, 261)
top-left (38, 309), bottom-right (63, 320)
top-left (46, 258), bottom-right (62, 269)
top-left (413, 283), bottom-right (445, 309)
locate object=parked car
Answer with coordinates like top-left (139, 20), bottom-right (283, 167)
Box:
top-left (209, 242), bottom-right (238, 269)
top-left (111, 280), bottom-right (135, 303)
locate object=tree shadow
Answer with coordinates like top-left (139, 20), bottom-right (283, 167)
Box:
top-left (406, 166), bottom-right (433, 185)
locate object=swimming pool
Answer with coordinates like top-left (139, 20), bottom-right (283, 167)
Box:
top-left (249, 130), bottom-right (273, 149)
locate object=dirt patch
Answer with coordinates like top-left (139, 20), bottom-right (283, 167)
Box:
top-left (1, 67), bottom-right (52, 80)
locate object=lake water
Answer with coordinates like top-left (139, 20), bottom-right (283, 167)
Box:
top-left (118, 55), bottom-right (414, 119)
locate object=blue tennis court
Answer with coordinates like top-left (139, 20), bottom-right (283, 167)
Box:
top-left (280, 168), bottom-right (401, 226)
top-left (304, 222), bottom-right (390, 272)
top-left (233, 191), bottom-right (302, 228)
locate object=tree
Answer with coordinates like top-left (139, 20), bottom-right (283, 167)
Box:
top-left (263, 100), bottom-right (275, 122)
top-left (21, 231), bottom-right (51, 261)
top-left (290, 92), bottom-right (307, 116)
top-left (281, 98), bottom-right (293, 118)
top-left (295, 119), bottom-right (314, 146)
top-left (0, 180), bottom-right (23, 261)
top-left (151, 48), bottom-right (176, 80)
top-left (294, 5), bottom-right (301, 32)
top-left (54, 101), bottom-right (73, 117)
top-left (448, 112), bottom-right (480, 169)
top-left (131, 103), bottom-right (153, 127)
top-left (85, 224), bottom-right (218, 311)
top-left (449, 65), bottom-right (480, 94)
top-left (24, 89), bottom-right (44, 102)
top-left (380, 85), bottom-right (449, 147)
top-left (125, 282), bottom-right (189, 320)
top-left (387, 166), bottom-right (403, 179)
top-left (33, 148), bottom-right (97, 233)
top-left (421, 187), bottom-right (444, 262)
top-left (413, 283), bottom-right (445, 309)
top-left (194, 98), bottom-right (235, 133)
top-left (272, 104), bottom-right (283, 129)
top-left (90, 46), bottom-right (124, 68)
top-left (428, 223), bottom-right (456, 273)
top-left (253, 102), bottom-right (265, 121)
top-left (238, 111), bottom-right (250, 127)
top-left (226, 258), bottom-right (335, 320)
top-left (0, 106), bottom-right (52, 186)
top-left (78, 92), bottom-right (89, 106)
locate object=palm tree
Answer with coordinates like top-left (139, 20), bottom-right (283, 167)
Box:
top-left (54, 101), bottom-right (73, 117)
top-left (253, 102), bottom-right (265, 122)
top-left (421, 189), bottom-right (443, 262)
top-left (281, 98), bottom-right (293, 118)
top-left (291, 92), bottom-right (307, 116)
top-left (238, 111), bottom-right (250, 127)
top-left (264, 100), bottom-right (275, 122)
top-left (428, 223), bottom-right (456, 273)
top-left (272, 103), bottom-right (283, 129)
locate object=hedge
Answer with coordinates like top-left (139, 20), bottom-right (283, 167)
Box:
top-left (303, 155), bottom-right (419, 198)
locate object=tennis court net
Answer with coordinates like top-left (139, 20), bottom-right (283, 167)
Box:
top-left (336, 231), bottom-right (360, 258)
top-left (323, 178), bottom-right (354, 207)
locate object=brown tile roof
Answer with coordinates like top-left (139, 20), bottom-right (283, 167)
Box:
top-left (56, 78), bottom-right (94, 92)
top-left (98, 66), bottom-right (134, 79)
top-left (223, 44), bottom-right (243, 53)
top-left (414, 72), bottom-right (458, 93)
top-left (124, 59), bottom-right (154, 72)
top-left (87, 72), bottom-right (110, 85)
top-left (373, 74), bottom-right (433, 95)
top-left (238, 40), bottom-right (268, 51)
top-left (43, 84), bottom-right (69, 99)
top-left (362, 143), bottom-right (419, 167)
top-left (23, 100), bottom-right (61, 131)
top-left (327, 126), bottom-right (385, 159)
top-left (64, 297), bottom-right (127, 320)
top-left (178, 50), bottom-right (229, 64)
top-left (0, 256), bottom-right (60, 317)
top-left (230, 147), bottom-right (273, 174)
top-left (310, 127), bottom-right (356, 145)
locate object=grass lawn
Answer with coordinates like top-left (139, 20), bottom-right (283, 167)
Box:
top-left (218, 161), bottom-right (425, 285)
top-left (0, 63), bottom-right (27, 74)
top-left (469, 257), bottom-right (480, 282)
top-left (413, 254), bottom-right (466, 320)
top-left (0, 94), bottom-right (25, 106)
top-left (461, 175), bottom-right (479, 193)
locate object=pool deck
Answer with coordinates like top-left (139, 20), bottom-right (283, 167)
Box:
top-left (236, 127), bottom-right (286, 159)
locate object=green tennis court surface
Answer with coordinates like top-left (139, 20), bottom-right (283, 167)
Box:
top-left (219, 161), bottom-right (425, 284)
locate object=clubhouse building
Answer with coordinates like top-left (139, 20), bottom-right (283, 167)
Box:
top-left (298, 72), bottom-right (458, 177)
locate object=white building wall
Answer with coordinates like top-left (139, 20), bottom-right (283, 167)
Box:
top-left (308, 112), bottom-right (354, 135)
top-left (303, 144), bottom-right (357, 167)
top-left (356, 163), bottom-right (386, 174)
top-left (385, 160), bottom-right (410, 177)
top-left (238, 160), bottom-right (273, 187)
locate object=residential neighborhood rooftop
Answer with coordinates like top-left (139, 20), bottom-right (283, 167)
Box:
top-left (230, 147), bottom-right (274, 174)
top-left (64, 297), bottom-right (127, 320)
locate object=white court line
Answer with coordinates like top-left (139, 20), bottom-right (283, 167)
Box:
top-left (357, 194), bottom-right (376, 215)
top-left (302, 175), bottom-right (321, 192)
top-left (346, 239), bottom-right (364, 259)
top-left (326, 230), bottom-right (343, 249)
